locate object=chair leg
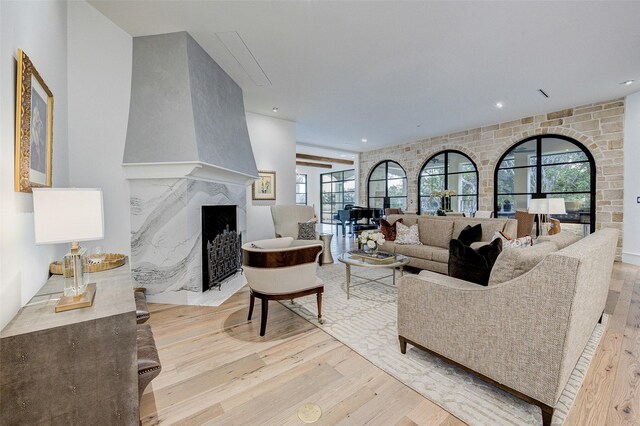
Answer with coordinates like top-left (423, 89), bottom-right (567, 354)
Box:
top-left (247, 293), bottom-right (255, 320)
top-left (260, 298), bottom-right (269, 336)
top-left (317, 291), bottom-right (324, 324)
top-left (399, 336), bottom-right (407, 354)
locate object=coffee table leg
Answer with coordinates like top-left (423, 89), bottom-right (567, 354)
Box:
top-left (346, 264), bottom-right (351, 299)
top-left (393, 267), bottom-right (396, 286)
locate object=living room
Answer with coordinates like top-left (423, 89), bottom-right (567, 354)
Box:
top-left (1, 1), bottom-right (639, 425)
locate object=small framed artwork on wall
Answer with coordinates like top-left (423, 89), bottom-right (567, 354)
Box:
top-left (15, 49), bottom-right (54, 193)
top-left (252, 170), bottom-right (276, 200)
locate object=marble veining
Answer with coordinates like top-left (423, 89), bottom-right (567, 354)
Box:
top-left (129, 177), bottom-right (246, 302)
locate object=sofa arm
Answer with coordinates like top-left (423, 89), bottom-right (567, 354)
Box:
top-left (398, 253), bottom-right (580, 406)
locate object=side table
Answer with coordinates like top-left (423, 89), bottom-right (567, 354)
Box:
top-left (319, 233), bottom-right (334, 264)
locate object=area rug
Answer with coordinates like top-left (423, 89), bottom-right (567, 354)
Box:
top-left (282, 264), bottom-right (605, 425)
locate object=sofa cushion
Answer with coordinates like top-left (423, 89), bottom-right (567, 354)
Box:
top-left (418, 218), bottom-right (454, 249)
top-left (457, 224), bottom-right (482, 246)
top-left (378, 241), bottom-right (397, 253)
top-left (488, 241), bottom-right (558, 286)
top-left (395, 244), bottom-right (432, 260)
top-left (536, 232), bottom-right (582, 249)
top-left (395, 222), bottom-right (422, 245)
top-left (430, 247), bottom-right (450, 263)
top-left (448, 238), bottom-right (502, 286)
top-left (380, 218), bottom-right (403, 241)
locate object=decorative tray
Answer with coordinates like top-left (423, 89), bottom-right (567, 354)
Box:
top-left (50, 253), bottom-right (127, 275)
top-left (349, 250), bottom-right (397, 263)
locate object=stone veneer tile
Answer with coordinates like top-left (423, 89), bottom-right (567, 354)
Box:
top-left (359, 98), bottom-right (625, 259)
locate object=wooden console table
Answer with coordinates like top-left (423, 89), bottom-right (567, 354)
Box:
top-left (0, 262), bottom-right (138, 425)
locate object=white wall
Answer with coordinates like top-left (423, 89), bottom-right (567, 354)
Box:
top-left (0, 0), bottom-right (69, 330)
top-left (623, 90), bottom-right (640, 265)
top-left (245, 112), bottom-right (296, 241)
top-left (67, 1), bottom-right (133, 255)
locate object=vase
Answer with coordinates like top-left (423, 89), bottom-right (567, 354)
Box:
top-left (364, 242), bottom-right (378, 254)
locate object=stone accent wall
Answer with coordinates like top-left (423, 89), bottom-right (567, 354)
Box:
top-left (359, 98), bottom-right (625, 257)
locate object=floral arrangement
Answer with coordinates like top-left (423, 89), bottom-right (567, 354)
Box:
top-left (431, 189), bottom-right (457, 212)
top-left (359, 230), bottom-right (386, 251)
top-left (430, 189), bottom-right (457, 198)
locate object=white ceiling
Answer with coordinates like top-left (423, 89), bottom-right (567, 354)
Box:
top-left (90, 1), bottom-right (640, 151)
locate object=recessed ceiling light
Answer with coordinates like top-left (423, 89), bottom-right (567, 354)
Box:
top-left (416, 124), bottom-right (421, 128)
top-left (340, 154), bottom-right (346, 158)
top-left (621, 80), bottom-right (635, 86)
top-left (351, 155), bottom-right (355, 158)
top-left (495, 102), bottom-right (504, 109)
top-left (361, 138), bottom-right (367, 143)
top-left (272, 107), bottom-right (279, 112)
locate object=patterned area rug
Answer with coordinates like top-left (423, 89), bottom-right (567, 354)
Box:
top-left (282, 263), bottom-right (606, 426)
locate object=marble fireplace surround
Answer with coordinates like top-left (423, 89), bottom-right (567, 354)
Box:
top-left (125, 163), bottom-right (252, 305)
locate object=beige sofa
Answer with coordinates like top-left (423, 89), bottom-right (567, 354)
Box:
top-left (379, 214), bottom-right (518, 273)
top-left (397, 228), bottom-right (618, 425)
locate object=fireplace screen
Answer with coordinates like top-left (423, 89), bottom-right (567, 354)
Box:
top-left (202, 205), bottom-right (241, 291)
top-left (207, 230), bottom-right (242, 291)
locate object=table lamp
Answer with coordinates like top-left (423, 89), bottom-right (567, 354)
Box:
top-left (528, 198), bottom-right (549, 237)
top-left (33, 188), bottom-right (104, 312)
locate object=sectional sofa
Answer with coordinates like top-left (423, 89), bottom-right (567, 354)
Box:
top-left (379, 214), bottom-right (518, 273)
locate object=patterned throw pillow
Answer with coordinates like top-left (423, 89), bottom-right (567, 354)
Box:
top-left (297, 222), bottom-right (316, 240)
top-left (380, 218), bottom-right (403, 241)
top-left (395, 222), bottom-right (422, 245)
top-left (491, 231), bottom-right (532, 249)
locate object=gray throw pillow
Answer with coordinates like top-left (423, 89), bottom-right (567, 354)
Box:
top-left (297, 222), bottom-right (316, 240)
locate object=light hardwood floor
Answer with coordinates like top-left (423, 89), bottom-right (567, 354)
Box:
top-left (141, 233), bottom-right (640, 425)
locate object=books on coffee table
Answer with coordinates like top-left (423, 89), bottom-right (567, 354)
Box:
top-left (349, 250), bottom-right (397, 263)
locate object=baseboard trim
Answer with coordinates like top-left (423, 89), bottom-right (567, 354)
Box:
top-left (622, 251), bottom-right (640, 266)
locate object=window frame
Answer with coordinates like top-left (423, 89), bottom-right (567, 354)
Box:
top-left (320, 169), bottom-right (356, 224)
top-left (367, 160), bottom-right (408, 211)
top-left (418, 150), bottom-right (479, 214)
top-left (295, 173), bottom-right (307, 205)
top-left (493, 134), bottom-right (596, 233)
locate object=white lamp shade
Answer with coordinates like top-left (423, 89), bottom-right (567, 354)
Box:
top-left (33, 188), bottom-right (105, 245)
top-left (548, 198), bottom-right (567, 215)
top-left (528, 198), bottom-right (549, 214)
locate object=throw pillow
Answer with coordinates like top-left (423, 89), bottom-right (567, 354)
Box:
top-left (395, 222), bottom-right (422, 245)
top-left (297, 222), bottom-right (316, 240)
top-left (448, 238), bottom-right (502, 286)
top-left (491, 231), bottom-right (532, 249)
top-left (379, 218), bottom-right (403, 241)
top-left (457, 224), bottom-right (482, 246)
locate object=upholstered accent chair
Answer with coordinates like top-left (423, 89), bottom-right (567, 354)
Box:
top-left (270, 205), bottom-right (316, 239)
top-left (384, 208), bottom-right (403, 216)
top-left (515, 209), bottom-right (536, 237)
top-left (242, 237), bottom-right (324, 336)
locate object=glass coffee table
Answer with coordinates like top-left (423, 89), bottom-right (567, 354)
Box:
top-left (337, 253), bottom-right (410, 299)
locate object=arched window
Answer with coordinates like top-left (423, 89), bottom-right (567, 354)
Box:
top-left (367, 160), bottom-right (407, 210)
top-left (418, 151), bottom-right (478, 214)
top-left (494, 135), bottom-right (595, 232)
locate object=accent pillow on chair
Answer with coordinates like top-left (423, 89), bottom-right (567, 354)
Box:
top-left (297, 222), bottom-right (316, 240)
top-left (448, 238), bottom-right (502, 286)
top-left (380, 218), bottom-right (403, 241)
top-left (457, 224), bottom-right (482, 246)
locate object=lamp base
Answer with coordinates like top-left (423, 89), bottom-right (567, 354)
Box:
top-left (55, 283), bottom-right (97, 313)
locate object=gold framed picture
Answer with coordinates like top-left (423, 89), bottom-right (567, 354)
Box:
top-left (15, 49), bottom-right (53, 193)
top-left (252, 170), bottom-right (276, 200)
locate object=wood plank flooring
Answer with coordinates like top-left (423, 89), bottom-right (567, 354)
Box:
top-left (141, 232), bottom-right (640, 425)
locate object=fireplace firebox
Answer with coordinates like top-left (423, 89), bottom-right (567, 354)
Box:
top-left (202, 205), bottom-right (242, 291)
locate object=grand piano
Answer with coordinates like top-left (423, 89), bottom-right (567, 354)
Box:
top-left (335, 205), bottom-right (383, 237)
